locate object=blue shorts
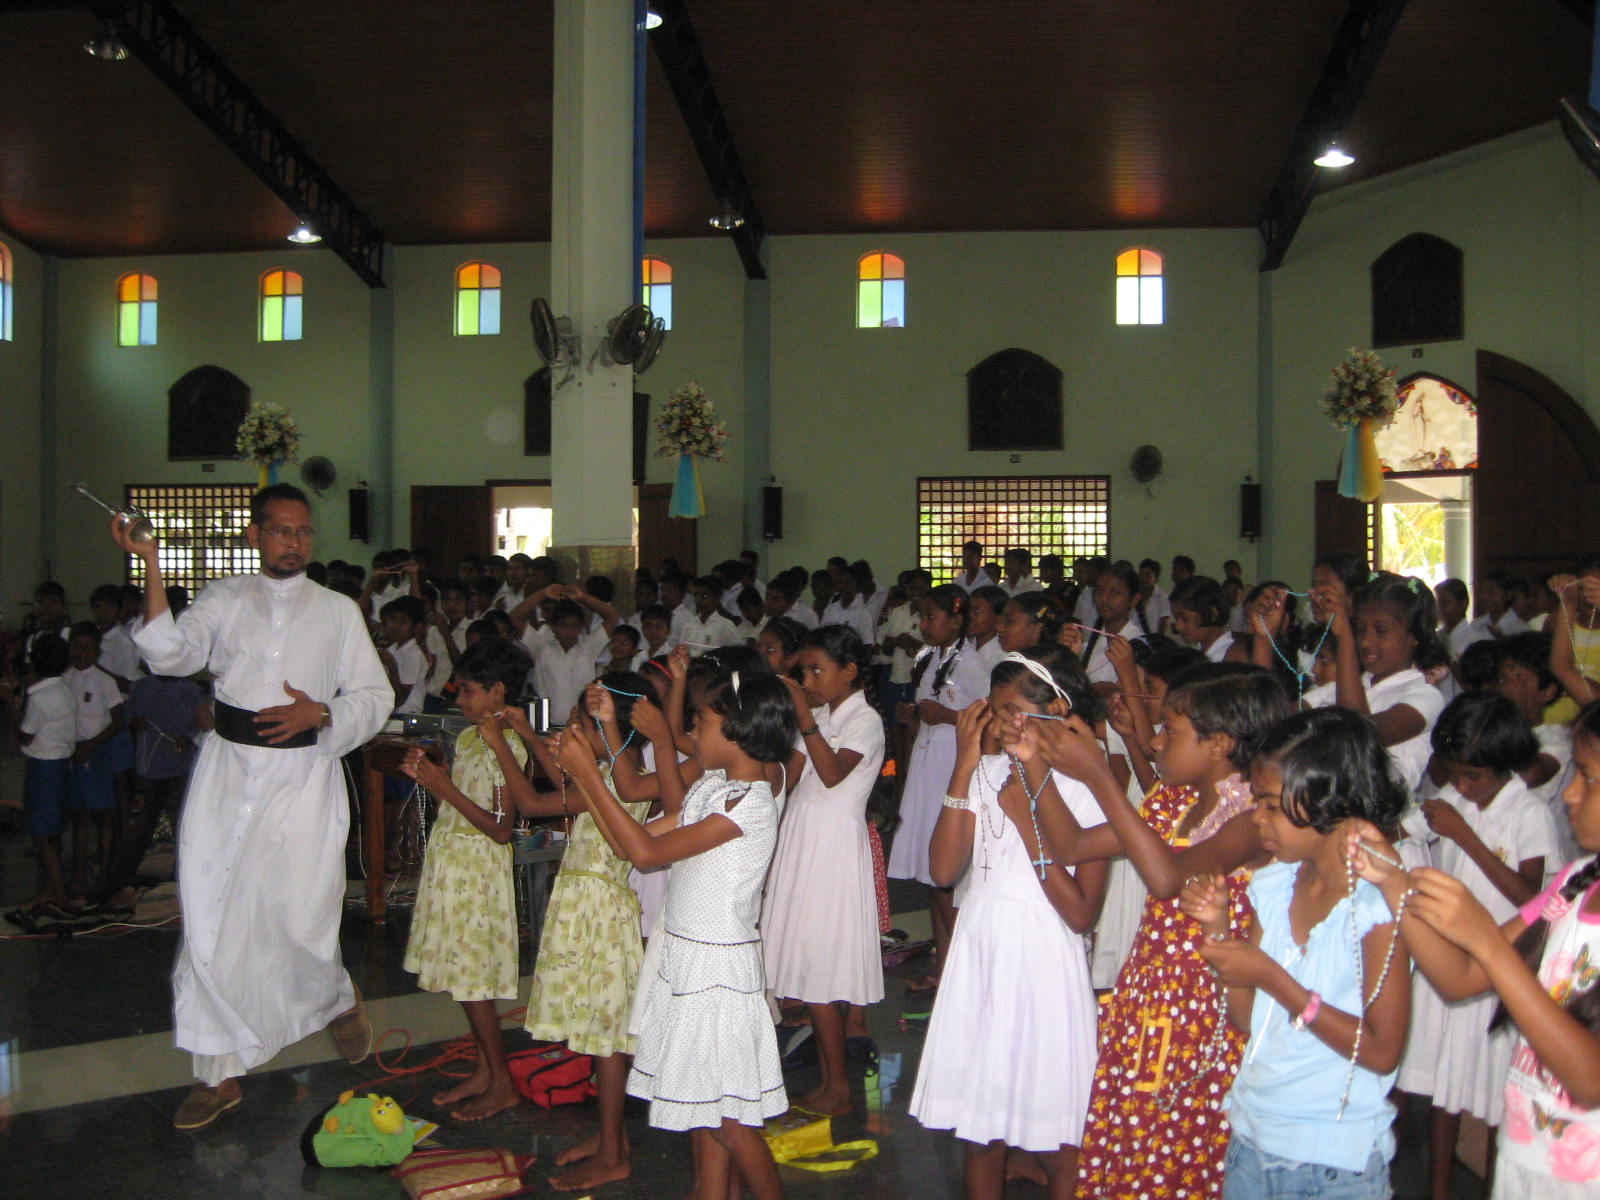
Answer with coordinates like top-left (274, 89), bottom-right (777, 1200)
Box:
top-left (1223, 1134), bottom-right (1390, 1200)
top-left (101, 728), bottom-right (134, 774)
top-left (24, 757), bottom-right (70, 837)
top-left (68, 745), bottom-right (118, 813)
top-left (880, 681), bottom-right (915, 726)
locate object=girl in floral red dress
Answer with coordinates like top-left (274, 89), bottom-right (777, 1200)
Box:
top-left (1037, 661), bottom-right (1292, 1198)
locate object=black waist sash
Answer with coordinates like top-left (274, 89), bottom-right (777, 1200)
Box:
top-left (213, 699), bottom-right (318, 749)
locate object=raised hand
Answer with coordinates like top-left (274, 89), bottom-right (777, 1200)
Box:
top-left (1178, 872), bottom-right (1229, 932)
top-left (1036, 714), bottom-right (1108, 782)
top-left (630, 695), bottom-right (668, 742)
top-left (585, 681), bottom-right (617, 725)
top-left (110, 513), bottom-right (159, 561)
top-left (667, 644), bottom-right (691, 680)
top-left (1421, 797), bottom-right (1472, 844)
top-left (1105, 633), bottom-right (1135, 676)
top-left (401, 745), bottom-right (450, 791)
top-left (1408, 867), bottom-right (1504, 957)
top-left (1061, 624), bottom-right (1085, 656)
top-left (1343, 819), bottom-right (1407, 886)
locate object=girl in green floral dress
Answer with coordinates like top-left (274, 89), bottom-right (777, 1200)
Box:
top-left (401, 639), bottom-right (531, 1123)
top-left (522, 669), bottom-right (673, 1192)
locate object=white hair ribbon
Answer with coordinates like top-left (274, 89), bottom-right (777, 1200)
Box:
top-left (730, 669), bottom-right (742, 699)
top-left (1001, 651), bottom-right (1072, 707)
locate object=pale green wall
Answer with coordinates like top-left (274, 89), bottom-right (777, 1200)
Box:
top-left (1261, 124), bottom-right (1600, 580)
top-left (12, 121), bottom-right (1598, 617)
top-left (765, 229), bottom-right (1264, 582)
top-left (0, 236), bottom-right (44, 620)
top-left (389, 237), bottom-right (750, 567)
top-left (49, 249), bottom-right (377, 605)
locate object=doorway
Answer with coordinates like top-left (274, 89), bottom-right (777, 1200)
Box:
top-left (489, 483), bottom-right (639, 562)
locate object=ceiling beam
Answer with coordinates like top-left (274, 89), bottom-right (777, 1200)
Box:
top-left (89, 0), bottom-right (387, 286)
top-left (1257, 0), bottom-right (1409, 272)
top-left (648, 0), bottom-right (766, 280)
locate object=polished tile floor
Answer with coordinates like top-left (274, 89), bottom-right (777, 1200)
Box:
top-left (0, 769), bottom-right (1487, 1199)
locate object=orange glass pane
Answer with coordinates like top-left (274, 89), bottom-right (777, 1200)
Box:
top-left (118, 273), bottom-right (140, 302)
top-left (882, 253), bottom-right (905, 280)
top-left (457, 262), bottom-right (480, 289)
top-left (262, 270), bottom-right (284, 297)
top-left (643, 257), bottom-right (672, 285)
top-left (480, 264), bottom-right (501, 288)
top-left (140, 273), bottom-right (157, 301)
top-left (283, 270), bottom-right (303, 296)
top-left (859, 253), bottom-right (883, 281)
top-left (1116, 249), bottom-right (1140, 276)
top-left (1139, 248), bottom-right (1163, 276)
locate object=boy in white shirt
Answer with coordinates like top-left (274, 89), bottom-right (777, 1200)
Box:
top-left (511, 583), bottom-right (621, 720)
top-left (379, 596), bottom-right (429, 714)
top-left (821, 570), bottom-right (876, 648)
top-left (3, 635), bottom-right (76, 910)
top-left (1138, 558), bottom-right (1174, 635)
top-left (90, 582), bottom-right (141, 688)
top-left (953, 540), bottom-right (995, 591)
top-left (658, 573), bottom-right (694, 642)
top-left (732, 586), bottom-right (767, 642)
top-left (679, 576), bottom-right (743, 651)
top-left (423, 581), bottom-right (471, 713)
top-left (63, 622), bottom-right (127, 900)
top-left (765, 576), bottom-right (817, 630)
top-left (1000, 547), bottom-right (1042, 596)
top-left (631, 604), bottom-right (676, 670)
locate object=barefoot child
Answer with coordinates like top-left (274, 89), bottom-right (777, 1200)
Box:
top-left (762, 625), bottom-right (886, 1117)
top-left (562, 667), bottom-right (797, 1200)
top-left (521, 670), bottom-right (657, 1191)
top-left (400, 638), bottom-right (530, 1121)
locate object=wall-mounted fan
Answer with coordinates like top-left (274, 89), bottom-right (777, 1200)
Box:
top-left (301, 455), bottom-right (337, 494)
top-left (529, 297), bottom-right (579, 371)
top-left (602, 303), bottom-right (668, 373)
top-left (1130, 444), bottom-right (1164, 487)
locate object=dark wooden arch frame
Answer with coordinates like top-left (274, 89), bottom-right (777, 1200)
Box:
top-left (1477, 350), bottom-right (1600, 483)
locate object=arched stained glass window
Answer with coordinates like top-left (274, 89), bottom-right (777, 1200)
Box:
top-left (455, 261), bottom-right (501, 336)
top-left (857, 251), bottom-right (905, 328)
top-left (259, 269), bottom-right (304, 342)
top-left (642, 257), bottom-right (673, 330)
top-left (0, 242), bottom-right (12, 342)
top-left (1115, 248), bottom-right (1163, 326)
top-left (118, 272), bottom-right (158, 346)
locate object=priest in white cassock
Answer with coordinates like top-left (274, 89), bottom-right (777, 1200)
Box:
top-left (113, 484), bottom-right (393, 1131)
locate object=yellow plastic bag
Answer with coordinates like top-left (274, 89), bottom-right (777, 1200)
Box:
top-left (762, 1111), bottom-right (878, 1173)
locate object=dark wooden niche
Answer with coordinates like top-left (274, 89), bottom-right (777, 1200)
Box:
top-left (967, 348), bottom-right (1062, 451)
top-left (1371, 233), bottom-right (1463, 348)
top-left (168, 365), bottom-right (251, 460)
top-left (524, 368), bottom-right (652, 483)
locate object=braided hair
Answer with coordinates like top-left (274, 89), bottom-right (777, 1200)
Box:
top-left (1491, 701), bottom-right (1600, 1035)
top-left (911, 584), bottom-right (969, 695)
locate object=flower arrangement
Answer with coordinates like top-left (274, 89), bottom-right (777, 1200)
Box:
top-left (1321, 348), bottom-right (1399, 431)
top-left (236, 401), bottom-right (302, 466)
top-left (655, 382), bottom-right (728, 462)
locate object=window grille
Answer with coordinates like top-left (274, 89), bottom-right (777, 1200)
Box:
top-left (917, 476), bottom-right (1110, 583)
top-left (125, 484), bottom-right (257, 593)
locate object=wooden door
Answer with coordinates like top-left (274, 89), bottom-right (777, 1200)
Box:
top-left (637, 482), bottom-right (697, 577)
top-left (1312, 480), bottom-right (1371, 568)
top-left (1475, 350), bottom-right (1600, 579)
top-left (410, 485), bottom-right (492, 575)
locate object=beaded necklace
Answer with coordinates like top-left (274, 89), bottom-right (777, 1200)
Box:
top-left (1008, 756), bottom-right (1054, 879)
top-left (1338, 853), bottom-right (1412, 1117)
top-left (1560, 593), bottom-right (1600, 702)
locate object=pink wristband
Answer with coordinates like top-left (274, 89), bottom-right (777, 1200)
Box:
top-left (1291, 991), bottom-right (1322, 1031)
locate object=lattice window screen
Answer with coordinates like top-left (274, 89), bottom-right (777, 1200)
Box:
top-left (125, 484), bottom-right (256, 593)
top-left (917, 476), bottom-right (1110, 582)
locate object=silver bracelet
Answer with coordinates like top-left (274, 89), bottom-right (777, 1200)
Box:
top-left (941, 792), bottom-right (972, 810)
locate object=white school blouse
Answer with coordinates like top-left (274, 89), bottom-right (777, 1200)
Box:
top-left (1364, 666), bottom-right (1447, 791)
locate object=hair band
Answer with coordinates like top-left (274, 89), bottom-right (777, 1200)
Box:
top-left (730, 669), bottom-right (742, 698)
top-left (1001, 651), bottom-right (1072, 707)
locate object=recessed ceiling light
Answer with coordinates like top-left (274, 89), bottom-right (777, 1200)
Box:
top-left (1314, 142), bottom-right (1355, 169)
top-left (287, 223), bottom-right (322, 244)
top-left (645, 9), bottom-right (663, 29)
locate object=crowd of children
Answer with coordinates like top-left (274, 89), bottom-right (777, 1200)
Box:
top-left (6, 538), bottom-right (1600, 1200)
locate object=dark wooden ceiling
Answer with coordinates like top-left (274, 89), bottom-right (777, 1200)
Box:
top-left (0, 0), bottom-right (1589, 259)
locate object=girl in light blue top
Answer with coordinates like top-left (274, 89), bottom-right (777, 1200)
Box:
top-left (1181, 706), bottom-right (1413, 1200)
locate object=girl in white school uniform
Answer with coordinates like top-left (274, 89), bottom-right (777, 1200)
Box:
top-left (1399, 692), bottom-right (1554, 1200)
top-left (1078, 563), bottom-right (1147, 685)
top-left (1316, 571), bottom-right (1448, 793)
top-left (761, 625), bottom-right (886, 1117)
top-left (888, 585), bottom-right (984, 987)
top-left (911, 650), bottom-right (1109, 1200)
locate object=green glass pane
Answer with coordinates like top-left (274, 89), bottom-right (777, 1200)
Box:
top-left (261, 295), bottom-right (283, 342)
top-left (119, 301), bottom-right (139, 346)
top-left (857, 280), bottom-right (881, 328)
top-left (456, 290), bottom-right (478, 336)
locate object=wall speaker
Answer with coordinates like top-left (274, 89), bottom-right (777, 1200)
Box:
top-left (762, 486), bottom-right (783, 541)
top-left (1239, 481), bottom-right (1262, 541)
top-left (349, 488), bottom-right (371, 543)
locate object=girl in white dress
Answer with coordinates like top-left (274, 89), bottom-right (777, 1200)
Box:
top-left (560, 667), bottom-right (797, 1200)
top-left (911, 650), bottom-right (1110, 1200)
top-left (1401, 692), bottom-right (1553, 1200)
top-left (762, 625), bottom-right (886, 1117)
top-left (888, 584), bottom-right (982, 986)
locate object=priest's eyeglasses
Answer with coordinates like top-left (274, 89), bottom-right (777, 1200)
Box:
top-left (263, 526), bottom-right (316, 542)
